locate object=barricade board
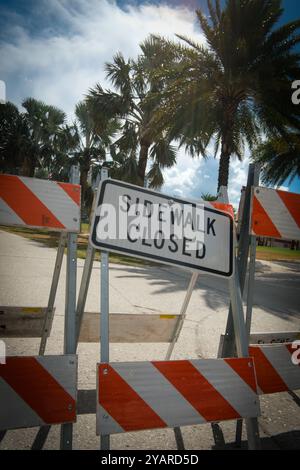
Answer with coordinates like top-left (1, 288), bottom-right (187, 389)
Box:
top-left (250, 186), bottom-right (300, 240)
top-left (249, 343), bottom-right (300, 394)
top-left (0, 174), bottom-right (81, 232)
top-left (79, 312), bottom-right (180, 343)
top-left (0, 355), bottom-right (77, 430)
top-left (0, 306), bottom-right (55, 338)
top-left (96, 358), bottom-right (260, 435)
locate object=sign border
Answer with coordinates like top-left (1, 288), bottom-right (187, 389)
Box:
top-left (90, 179), bottom-right (234, 277)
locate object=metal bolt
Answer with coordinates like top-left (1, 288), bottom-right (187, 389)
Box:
top-left (103, 414), bottom-right (108, 420)
top-left (255, 189), bottom-right (260, 194)
top-left (68, 404), bottom-right (73, 411)
top-left (248, 362), bottom-right (252, 367)
top-left (103, 368), bottom-right (108, 375)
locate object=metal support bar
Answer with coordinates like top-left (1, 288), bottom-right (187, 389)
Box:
top-left (228, 257), bottom-right (261, 450)
top-left (39, 232), bottom-right (67, 355)
top-left (245, 235), bottom-right (257, 339)
top-left (165, 272), bottom-right (198, 361)
top-left (75, 189), bottom-right (98, 347)
top-left (31, 426), bottom-right (51, 450)
top-left (60, 165), bottom-right (79, 451)
top-left (99, 168), bottom-right (110, 451)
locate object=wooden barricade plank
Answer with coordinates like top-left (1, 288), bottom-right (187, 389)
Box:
top-left (79, 312), bottom-right (180, 343)
top-left (0, 306), bottom-right (55, 338)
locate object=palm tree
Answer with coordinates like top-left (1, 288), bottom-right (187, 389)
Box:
top-left (22, 98), bottom-right (67, 176)
top-left (151, 0), bottom-right (300, 190)
top-left (252, 132), bottom-right (300, 186)
top-left (87, 36), bottom-right (178, 188)
top-left (0, 102), bottom-right (32, 174)
top-left (71, 101), bottom-right (118, 208)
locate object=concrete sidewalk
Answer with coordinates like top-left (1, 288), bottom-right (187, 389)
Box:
top-left (0, 229), bottom-right (299, 449)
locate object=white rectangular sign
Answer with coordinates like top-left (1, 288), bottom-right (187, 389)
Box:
top-left (90, 180), bottom-right (233, 277)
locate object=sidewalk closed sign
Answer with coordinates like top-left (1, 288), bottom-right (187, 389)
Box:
top-left (90, 180), bottom-right (233, 277)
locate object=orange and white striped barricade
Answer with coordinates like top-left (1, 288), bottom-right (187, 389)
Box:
top-left (0, 355), bottom-right (77, 431)
top-left (232, 181), bottom-right (300, 446)
top-left (86, 170), bottom-right (261, 450)
top-left (0, 167), bottom-right (81, 450)
top-left (96, 358), bottom-right (260, 436)
top-left (0, 174), bottom-right (81, 232)
top-left (250, 187), bottom-right (300, 241)
top-left (249, 343), bottom-right (300, 395)
top-left (74, 177), bottom-right (236, 446)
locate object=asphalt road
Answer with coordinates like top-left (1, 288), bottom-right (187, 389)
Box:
top-left (0, 229), bottom-right (299, 450)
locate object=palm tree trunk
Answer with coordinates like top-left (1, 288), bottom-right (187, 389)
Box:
top-left (137, 143), bottom-right (149, 186)
top-left (217, 149), bottom-right (231, 191)
top-left (80, 166), bottom-right (89, 207)
top-left (20, 155), bottom-right (35, 177)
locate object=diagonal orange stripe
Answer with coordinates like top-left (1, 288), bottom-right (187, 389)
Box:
top-left (225, 358), bottom-right (257, 393)
top-left (0, 357), bottom-right (75, 424)
top-left (98, 364), bottom-right (166, 431)
top-left (249, 346), bottom-right (288, 394)
top-left (211, 202), bottom-right (235, 219)
top-left (0, 175), bottom-right (65, 229)
top-left (276, 190), bottom-right (300, 229)
top-left (152, 360), bottom-right (240, 422)
top-left (57, 182), bottom-right (81, 206)
top-left (252, 195), bottom-right (281, 238)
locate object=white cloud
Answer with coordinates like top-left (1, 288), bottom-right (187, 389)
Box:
top-left (0, 0), bottom-right (202, 120)
top-left (0, 0), bottom-right (275, 204)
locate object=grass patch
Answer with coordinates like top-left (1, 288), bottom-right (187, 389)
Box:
top-left (0, 226), bottom-right (157, 267)
top-left (2, 226), bottom-right (299, 265)
top-left (256, 245), bottom-right (300, 261)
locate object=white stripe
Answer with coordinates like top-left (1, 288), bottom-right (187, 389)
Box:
top-left (112, 362), bottom-right (206, 427)
top-left (97, 405), bottom-right (124, 436)
top-left (0, 377), bottom-right (44, 430)
top-left (0, 198), bottom-right (25, 226)
top-left (259, 344), bottom-right (300, 392)
top-left (191, 359), bottom-right (260, 418)
top-left (37, 355), bottom-right (77, 400)
top-left (255, 187), bottom-right (300, 240)
top-left (20, 177), bottom-right (80, 232)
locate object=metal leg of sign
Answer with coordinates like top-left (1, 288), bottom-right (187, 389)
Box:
top-left (39, 232), bottom-right (67, 355)
top-left (165, 271), bottom-right (198, 450)
top-left (235, 419), bottom-right (243, 448)
top-left (75, 187), bottom-right (98, 346)
top-left (100, 250), bottom-right (110, 450)
top-left (220, 165), bottom-right (256, 359)
top-left (245, 235), bottom-right (257, 339)
top-left (60, 232), bottom-right (77, 450)
top-left (60, 166), bottom-right (79, 451)
top-left (229, 259), bottom-right (261, 450)
top-left (211, 423), bottom-right (226, 448)
top-left (165, 272), bottom-right (198, 361)
top-left (76, 243), bottom-right (95, 347)
top-left (233, 165), bottom-right (260, 447)
top-left (31, 426), bottom-right (51, 450)
top-left (99, 168), bottom-right (110, 451)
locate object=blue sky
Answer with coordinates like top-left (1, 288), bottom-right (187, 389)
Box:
top-left (0, 0), bottom-right (299, 203)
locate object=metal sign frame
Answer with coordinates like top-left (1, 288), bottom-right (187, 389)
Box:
top-left (79, 170), bottom-right (260, 450)
top-left (0, 165), bottom-right (80, 451)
